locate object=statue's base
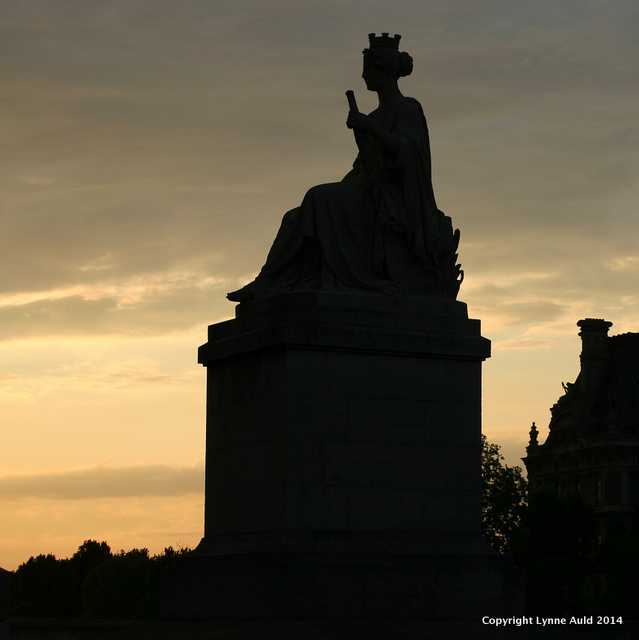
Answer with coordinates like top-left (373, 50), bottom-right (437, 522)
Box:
top-left (160, 550), bottom-right (520, 622)
top-left (189, 291), bottom-right (519, 621)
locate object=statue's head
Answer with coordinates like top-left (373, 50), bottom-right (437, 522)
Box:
top-left (362, 33), bottom-right (413, 89)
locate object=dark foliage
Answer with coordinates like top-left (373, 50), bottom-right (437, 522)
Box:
top-left (10, 554), bottom-right (72, 617)
top-left (9, 540), bottom-right (192, 619)
top-left (0, 567), bottom-right (12, 620)
top-left (82, 548), bottom-right (153, 618)
top-left (480, 435), bottom-right (528, 554)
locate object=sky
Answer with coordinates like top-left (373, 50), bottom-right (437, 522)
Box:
top-left (1, 1), bottom-right (638, 570)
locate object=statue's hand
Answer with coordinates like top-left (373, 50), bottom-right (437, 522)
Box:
top-left (346, 110), bottom-right (373, 132)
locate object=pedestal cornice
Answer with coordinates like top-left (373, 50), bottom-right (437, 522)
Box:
top-left (199, 291), bottom-right (490, 365)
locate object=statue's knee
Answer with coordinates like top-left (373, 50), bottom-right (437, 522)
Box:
top-left (306, 183), bottom-right (335, 200)
top-left (282, 208), bottom-right (297, 224)
top-left (304, 186), bottom-right (319, 202)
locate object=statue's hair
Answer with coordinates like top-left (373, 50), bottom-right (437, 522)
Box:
top-left (364, 48), bottom-right (413, 79)
top-left (396, 51), bottom-right (413, 78)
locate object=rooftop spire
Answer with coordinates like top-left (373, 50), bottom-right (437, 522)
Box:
top-left (527, 421), bottom-right (539, 452)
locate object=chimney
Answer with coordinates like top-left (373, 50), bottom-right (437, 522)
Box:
top-left (577, 318), bottom-right (612, 394)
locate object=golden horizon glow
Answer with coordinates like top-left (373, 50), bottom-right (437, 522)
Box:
top-left (2, 1), bottom-right (638, 571)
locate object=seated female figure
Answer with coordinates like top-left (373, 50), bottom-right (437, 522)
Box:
top-left (227, 34), bottom-right (462, 303)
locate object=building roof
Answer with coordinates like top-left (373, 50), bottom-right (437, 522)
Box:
top-left (541, 323), bottom-right (639, 449)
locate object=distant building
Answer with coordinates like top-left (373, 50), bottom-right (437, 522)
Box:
top-left (523, 318), bottom-right (639, 540)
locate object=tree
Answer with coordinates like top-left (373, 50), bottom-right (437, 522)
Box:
top-left (68, 540), bottom-right (113, 616)
top-left (480, 435), bottom-right (528, 555)
top-left (82, 547), bottom-right (152, 618)
top-left (71, 540), bottom-right (112, 575)
top-left (82, 545), bottom-right (193, 618)
top-left (10, 554), bottom-right (74, 617)
top-left (10, 541), bottom-right (194, 619)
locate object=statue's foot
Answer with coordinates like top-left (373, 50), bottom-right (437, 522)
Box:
top-left (226, 282), bottom-right (254, 302)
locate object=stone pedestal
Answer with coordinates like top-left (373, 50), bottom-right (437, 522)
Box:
top-left (171, 292), bottom-right (518, 620)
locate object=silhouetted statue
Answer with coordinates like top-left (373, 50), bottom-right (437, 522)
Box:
top-left (227, 33), bottom-right (463, 302)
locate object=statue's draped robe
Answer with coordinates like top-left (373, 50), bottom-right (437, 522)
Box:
top-left (231, 96), bottom-right (448, 299)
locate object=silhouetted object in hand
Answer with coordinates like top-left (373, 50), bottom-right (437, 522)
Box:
top-left (227, 33), bottom-right (463, 302)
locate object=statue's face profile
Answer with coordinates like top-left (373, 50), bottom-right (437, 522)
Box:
top-left (362, 54), bottom-right (390, 91)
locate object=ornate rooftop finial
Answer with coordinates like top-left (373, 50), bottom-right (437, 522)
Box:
top-left (527, 421), bottom-right (539, 452)
top-left (367, 32), bottom-right (401, 50)
top-left (577, 318), bottom-right (613, 335)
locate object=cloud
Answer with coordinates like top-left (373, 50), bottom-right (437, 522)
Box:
top-left (0, 268), bottom-right (229, 340)
top-left (0, 464), bottom-right (204, 500)
top-left (496, 301), bottom-right (564, 326)
top-left (2, 0), bottom-right (637, 359)
top-left (0, 358), bottom-right (199, 402)
top-left (607, 255), bottom-right (639, 273)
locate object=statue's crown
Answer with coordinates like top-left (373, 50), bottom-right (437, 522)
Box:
top-left (367, 32), bottom-right (401, 50)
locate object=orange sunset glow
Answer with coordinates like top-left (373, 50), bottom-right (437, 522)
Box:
top-left (2, 1), bottom-right (638, 571)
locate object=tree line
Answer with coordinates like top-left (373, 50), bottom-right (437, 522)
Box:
top-left (7, 542), bottom-right (191, 619)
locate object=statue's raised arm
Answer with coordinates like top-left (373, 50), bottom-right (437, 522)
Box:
top-left (227, 33), bottom-right (463, 303)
